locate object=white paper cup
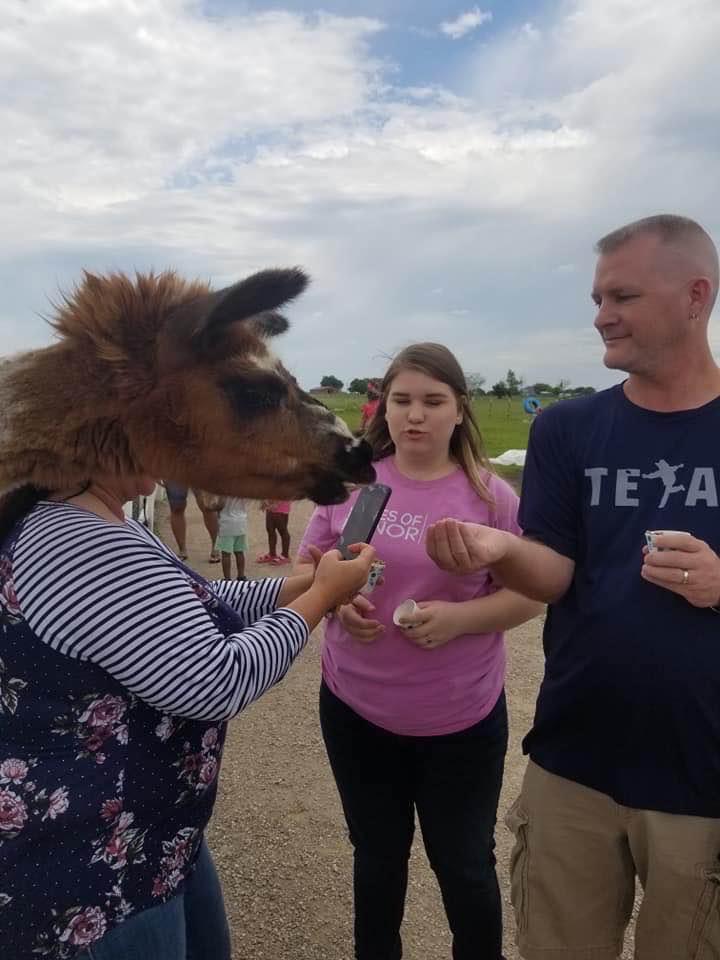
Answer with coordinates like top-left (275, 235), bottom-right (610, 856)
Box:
top-left (645, 530), bottom-right (691, 551)
top-left (393, 599), bottom-right (418, 627)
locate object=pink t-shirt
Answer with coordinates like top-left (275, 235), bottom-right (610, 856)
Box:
top-left (264, 501), bottom-right (291, 514)
top-left (361, 399), bottom-right (379, 424)
top-left (298, 457), bottom-right (521, 736)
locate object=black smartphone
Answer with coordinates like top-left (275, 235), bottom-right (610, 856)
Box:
top-left (335, 483), bottom-right (392, 559)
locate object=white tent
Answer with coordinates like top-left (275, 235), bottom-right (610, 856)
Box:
top-left (489, 449), bottom-right (526, 467)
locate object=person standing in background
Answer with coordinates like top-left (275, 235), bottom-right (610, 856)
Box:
top-left (216, 496), bottom-right (248, 579)
top-left (257, 500), bottom-right (292, 565)
top-left (164, 484), bottom-right (221, 564)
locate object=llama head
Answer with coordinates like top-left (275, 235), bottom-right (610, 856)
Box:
top-left (0, 267), bottom-right (374, 504)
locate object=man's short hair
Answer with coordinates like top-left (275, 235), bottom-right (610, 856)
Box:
top-left (595, 214), bottom-right (713, 254)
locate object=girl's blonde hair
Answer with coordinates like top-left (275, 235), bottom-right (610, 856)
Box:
top-left (364, 342), bottom-right (494, 503)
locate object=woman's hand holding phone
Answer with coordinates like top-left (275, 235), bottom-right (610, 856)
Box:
top-left (315, 544), bottom-right (377, 606)
top-left (278, 545), bottom-right (322, 603)
top-left (288, 543), bottom-right (377, 630)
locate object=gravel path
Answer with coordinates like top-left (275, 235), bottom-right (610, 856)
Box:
top-left (157, 494), bottom-right (636, 959)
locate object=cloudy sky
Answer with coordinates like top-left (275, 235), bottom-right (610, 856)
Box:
top-left (2, 0), bottom-right (718, 390)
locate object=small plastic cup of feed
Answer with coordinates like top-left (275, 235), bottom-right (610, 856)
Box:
top-left (392, 599), bottom-right (418, 627)
top-left (645, 530), bottom-right (691, 551)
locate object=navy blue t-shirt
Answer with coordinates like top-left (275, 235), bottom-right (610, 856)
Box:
top-left (519, 384), bottom-right (720, 817)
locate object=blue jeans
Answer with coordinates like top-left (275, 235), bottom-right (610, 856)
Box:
top-left (79, 839), bottom-right (231, 960)
top-left (320, 681), bottom-right (508, 960)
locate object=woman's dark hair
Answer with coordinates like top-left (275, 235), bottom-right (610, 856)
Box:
top-left (364, 342), bottom-right (494, 503)
top-left (0, 485), bottom-right (49, 545)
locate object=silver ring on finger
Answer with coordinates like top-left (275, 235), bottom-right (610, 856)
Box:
top-left (682, 569), bottom-right (690, 585)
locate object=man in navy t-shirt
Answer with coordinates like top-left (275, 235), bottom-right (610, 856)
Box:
top-left (426, 215), bottom-right (720, 959)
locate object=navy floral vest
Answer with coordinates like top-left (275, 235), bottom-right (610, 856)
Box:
top-left (0, 517), bottom-right (243, 959)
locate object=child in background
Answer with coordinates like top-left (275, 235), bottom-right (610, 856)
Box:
top-left (359, 380), bottom-right (380, 433)
top-left (216, 496), bottom-right (247, 579)
top-left (257, 500), bottom-right (292, 565)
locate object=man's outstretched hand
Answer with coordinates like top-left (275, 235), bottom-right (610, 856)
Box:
top-left (426, 519), bottom-right (511, 575)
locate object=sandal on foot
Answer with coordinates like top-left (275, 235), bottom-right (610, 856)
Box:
top-left (255, 553), bottom-right (275, 564)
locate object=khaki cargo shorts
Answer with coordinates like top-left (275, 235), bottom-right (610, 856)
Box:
top-left (505, 761), bottom-right (720, 959)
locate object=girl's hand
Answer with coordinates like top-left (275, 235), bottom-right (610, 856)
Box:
top-left (399, 600), bottom-right (463, 650)
top-left (337, 594), bottom-right (385, 644)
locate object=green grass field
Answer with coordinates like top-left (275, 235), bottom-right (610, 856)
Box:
top-left (323, 393), bottom-right (538, 486)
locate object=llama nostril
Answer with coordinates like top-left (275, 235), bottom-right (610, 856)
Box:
top-left (335, 438), bottom-right (375, 482)
top-left (343, 436), bottom-right (365, 452)
top-left (307, 439), bottom-right (375, 504)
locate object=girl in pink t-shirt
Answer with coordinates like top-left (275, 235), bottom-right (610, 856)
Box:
top-left (359, 380), bottom-right (380, 432)
top-left (297, 343), bottom-right (542, 960)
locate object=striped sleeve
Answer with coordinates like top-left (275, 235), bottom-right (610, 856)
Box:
top-left (137, 523), bottom-right (286, 625)
top-left (138, 524), bottom-right (287, 626)
top-left (209, 577), bottom-right (286, 625)
top-left (12, 505), bottom-right (310, 722)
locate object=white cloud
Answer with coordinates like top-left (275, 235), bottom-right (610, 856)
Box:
top-left (440, 7), bottom-right (492, 40)
top-left (0, 1), bottom-right (382, 240)
top-left (1, 0), bottom-right (719, 394)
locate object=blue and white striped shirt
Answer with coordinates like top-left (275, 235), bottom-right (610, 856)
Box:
top-left (13, 502), bottom-right (309, 720)
top-left (0, 500), bottom-right (310, 959)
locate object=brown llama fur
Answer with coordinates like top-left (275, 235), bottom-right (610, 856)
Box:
top-left (0, 268), bottom-right (374, 508)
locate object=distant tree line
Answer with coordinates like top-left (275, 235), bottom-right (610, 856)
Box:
top-left (487, 370), bottom-right (595, 399)
top-left (325, 369), bottom-right (596, 399)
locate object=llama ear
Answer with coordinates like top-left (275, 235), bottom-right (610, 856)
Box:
top-left (198, 268), bottom-right (308, 349)
top-left (252, 312), bottom-right (289, 338)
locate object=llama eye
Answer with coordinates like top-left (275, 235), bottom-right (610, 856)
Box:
top-left (221, 375), bottom-right (288, 419)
